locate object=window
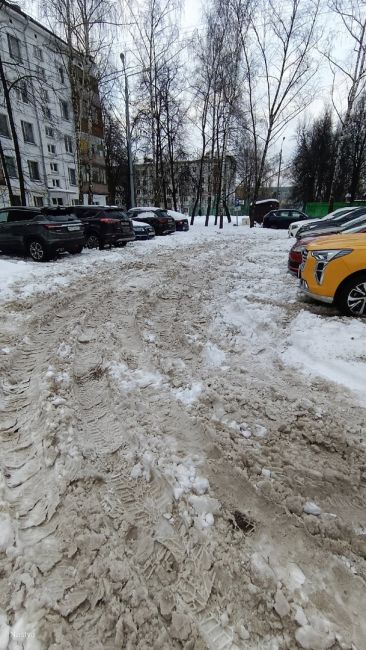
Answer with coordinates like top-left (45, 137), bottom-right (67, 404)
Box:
top-left (50, 163), bottom-right (58, 173)
top-left (60, 101), bottom-right (69, 120)
top-left (33, 45), bottom-right (43, 61)
top-left (48, 144), bottom-right (56, 154)
top-left (45, 127), bottom-right (54, 138)
top-left (68, 168), bottom-right (77, 185)
top-left (59, 67), bottom-right (65, 84)
top-left (52, 179), bottom-right (60, 187)
top-left (7, 34), bottom-right (22, 61)
top-left (4, 156), bottom-right (17, 178)
top-left (41, 89), bottom-right (49, 103)
top-left (28, 160), bottom-right (40, 181)
top-left (22, 121), bottom-right (35, 144)
top-left (0, 114), bottom-right (10, 138)
top-left (64, 135), bottom-right (73, 153)
top-left (43, 107), bottom-right (52, 119)
top-left (52, 197), bottom-right (63, 205)
top-left (36, 65), bottom-right (46, 80)
top-left (15, 80), bottom-right (28, 103)
top-left (34, 196), bottom-right (44, 207)
top-left (0, 211), bottom-right (8, 223)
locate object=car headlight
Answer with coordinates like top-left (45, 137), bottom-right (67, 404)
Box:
top-left (311, 249), bottom-right (353, 262)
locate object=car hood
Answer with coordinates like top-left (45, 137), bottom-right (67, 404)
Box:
top-left (290, 218), bottom-right (320, 229)
top-left (305, 233), bottom-right (366, 250)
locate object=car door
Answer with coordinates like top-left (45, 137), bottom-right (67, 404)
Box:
top-left (0, 210), bottom-right (9, 250)
top-left (6, 210), bottom-right (39, 252)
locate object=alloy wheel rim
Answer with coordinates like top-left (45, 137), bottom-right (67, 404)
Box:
top-left (347, 282), bottom-right (366, 315)
top-left (87, 236), bottom-right (99, 249)
top-left (29, 241), bottom-right (44, 260)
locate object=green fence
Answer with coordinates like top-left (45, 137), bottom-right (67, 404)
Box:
top-left (304, 201), bottom-right (366, 217)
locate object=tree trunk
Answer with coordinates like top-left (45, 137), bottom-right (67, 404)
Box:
top-left (0, 55), bottom-right (26, 205)
top-left (0, 139), bottom-right (15, 205)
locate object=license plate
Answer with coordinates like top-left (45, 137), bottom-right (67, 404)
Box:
top-left (68, 225), bottom-right (80, 231)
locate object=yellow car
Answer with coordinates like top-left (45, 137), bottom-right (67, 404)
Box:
top-left (299, 233), bottom-right (366, 316)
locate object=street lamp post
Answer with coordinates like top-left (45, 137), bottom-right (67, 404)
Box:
top-left (276, 136), bottom-right (286, 204)
top-left (120, 52), bottom-right (135, 209)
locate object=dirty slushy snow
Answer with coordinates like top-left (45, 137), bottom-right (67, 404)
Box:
top-left (1, 222), bottom-right (366, 649)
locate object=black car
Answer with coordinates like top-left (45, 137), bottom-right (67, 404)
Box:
top-left (167, 211), bottom-right (190, 231)
top-left (131, 219), bottom-right (155, 240)
top-left (263, 209), bottom-right (309, 229)
top-left (296, 206), bottom-right (366, 238)
top-left (64, 206), bottom-right (135, 249)
top-left (0, 207), bottom-right (84, 262)
top-left (128, 207), bottom-right (176, 235)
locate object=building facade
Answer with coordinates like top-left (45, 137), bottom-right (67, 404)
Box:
top-left (134, 156), bottom-right (237, 214)
top-left (0, 1), bottom-right (108, 207)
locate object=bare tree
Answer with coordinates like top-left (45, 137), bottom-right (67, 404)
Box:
top-left (326, 0), bottom-right (366, 210)
top-left (126, 0), bottom-right (184, 206)
top-left (191, 0), bottom-right (250, 226)
top-left (238, 0), bottom-right (320, 225)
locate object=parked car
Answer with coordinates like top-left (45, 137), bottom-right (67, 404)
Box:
top-left (296, 206), bottom-right (366, 238)
top-left (288, 217), bottom-right (366, 275)
top-left (288, 206), bottom-right (358, 238)
top-left (132, 220), bottom-right (155, 240)
top-left (64, 206), bottom-right (135, 249)
top-left (0, 207), bottom-right (84, 262)
top-left (263, 209), bottom-right (309, 230)
top-left (167, 210), bottom-right (189, 231)
top-left (128, 207), bottom-right (176, 235)
top-left (299, 233), bottom-right (366, 316)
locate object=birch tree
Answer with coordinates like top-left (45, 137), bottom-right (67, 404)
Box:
top-left (326, 0), bottom-right (366, 210)
top-left (239, 0), bottom-right (320, 225)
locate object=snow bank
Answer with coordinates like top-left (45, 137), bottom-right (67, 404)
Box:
top-left (283, 311), bottom-right (366, 404)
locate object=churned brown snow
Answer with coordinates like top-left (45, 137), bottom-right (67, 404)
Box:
top-left (1, 226), bottom-right (366, 649)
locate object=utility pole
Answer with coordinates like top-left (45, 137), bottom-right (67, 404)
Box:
top-left (120, 53), bottom-right (135, 209)
top-left (276, 136), bottom-right (285, 204)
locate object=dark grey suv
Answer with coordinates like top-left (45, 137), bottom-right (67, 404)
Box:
top-left (0, 207), bottom-right (84, 262)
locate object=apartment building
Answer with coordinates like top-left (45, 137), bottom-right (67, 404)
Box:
top-left (0, 1), bottom-right (108, 207)
top-left (134, 156), bottom-right (237, 214)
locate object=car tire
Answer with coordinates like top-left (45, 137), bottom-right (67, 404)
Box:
top-left (85, 233), bottom-right (100, 249)
top-left (27, 239), bottom-right (50, 262)
top-left (336, 273), bottom-right (366, 316)
top-left (117, 241), bottom-right (127, 247)
top-left (70, 245), bottom-right (83, 255)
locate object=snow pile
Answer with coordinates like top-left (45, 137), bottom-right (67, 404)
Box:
top-left (108, 361), bottom-right (164, 392)
top-left (202, 341), bottom-right (226, 367)
top-left (173, 381), bottom-right (202, 405)
top-left (282, 310), bottom-right (366, 404)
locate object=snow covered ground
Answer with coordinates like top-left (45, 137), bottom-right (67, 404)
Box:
top-left (1, 222), bottom-right (366, 649)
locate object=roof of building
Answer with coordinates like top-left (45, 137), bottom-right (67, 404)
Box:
top-left (4, 1), bottom-right (69, 48)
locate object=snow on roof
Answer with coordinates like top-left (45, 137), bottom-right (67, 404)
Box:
top-left (250, 199), bottom-right (279, 205)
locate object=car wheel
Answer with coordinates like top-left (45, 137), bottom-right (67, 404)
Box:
top-left (28, 239), bottom-right (49, 262)
top-left (85, 234), bottom-right (100, 249)
top-left (70, 245), bottom-right (83, 255)
top-left (336, 274), bottom-right (366, 316)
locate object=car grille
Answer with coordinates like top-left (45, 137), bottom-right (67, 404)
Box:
top-left (302, 249), bottom-right (308, 266)
top-left (167, 218), bottom-right (175, 227)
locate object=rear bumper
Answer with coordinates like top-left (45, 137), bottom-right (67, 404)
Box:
top-left (49, 233), bottom-right (84, 252)
top-left (299, 279), bottom-right (334, 304)
top-left (134, 233), bottom-right (155, 240)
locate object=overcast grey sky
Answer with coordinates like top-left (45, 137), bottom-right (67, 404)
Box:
top-left (17, 0), bottom-right (357, 169)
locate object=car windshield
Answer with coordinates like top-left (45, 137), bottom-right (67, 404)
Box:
top-left (342, 214), bottom-right (366, 230)
top-left (44, 214), bottom-right (80, 222)
top-left (332, 208), bottom-right (366, 222)
top-left (106, 210), bottom-right (129, 220)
